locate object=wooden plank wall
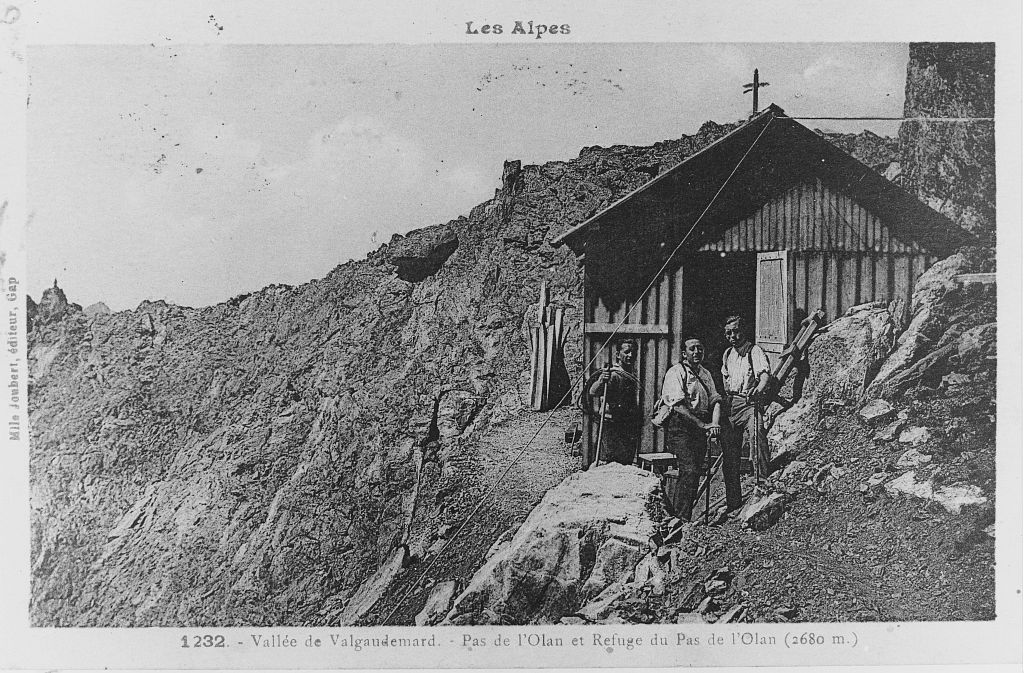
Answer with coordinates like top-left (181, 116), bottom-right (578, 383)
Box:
top-left (788, 252), bottom-right (935, 324)
top-left (699, 178), bottom-right (926, 254)
top-left (581, 177), bottom-right (940, 466)
top-left (581, 263), bottom-right (685, 465)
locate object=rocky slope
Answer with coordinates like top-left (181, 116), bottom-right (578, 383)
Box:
top-left (28, 43), bottom-right (995, 627)
top-left (429, 253), bottom-right (995, 626)
top-left (29, 120), bottom-right (775, 626)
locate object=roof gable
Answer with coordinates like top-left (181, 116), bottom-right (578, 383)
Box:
top-left (552, 105), bottom-right (972, 258)
top-left (697, 178), bottom-right (928, 254)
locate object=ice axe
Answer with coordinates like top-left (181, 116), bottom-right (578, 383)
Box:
top-left (694, 443), bottom-right (723, 525)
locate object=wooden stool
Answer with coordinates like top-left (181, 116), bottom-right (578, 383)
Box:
top-left (637, 452), bottom-right (676, 474)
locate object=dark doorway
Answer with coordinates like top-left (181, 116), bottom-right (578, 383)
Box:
top-left (679, 252), bottom-right (758, 383)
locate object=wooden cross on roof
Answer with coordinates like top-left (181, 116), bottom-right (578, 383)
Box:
top-left (743, 68), bottom-right (770, 117)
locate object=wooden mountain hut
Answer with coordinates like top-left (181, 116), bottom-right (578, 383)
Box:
top-left (552, 104), bottom-right (972, 467)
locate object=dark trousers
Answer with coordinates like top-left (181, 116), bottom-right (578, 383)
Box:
top-left (720, 393), bottom-right (770, 483)
top-left (721, 428), bottom-right (744, 511)
top-left (598, 419), bottom-right (640, 466)
top-left (664, 415), bottom-right (707, 520)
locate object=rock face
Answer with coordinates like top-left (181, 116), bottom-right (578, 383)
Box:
top-left (866, 251), bottom-right (994, 399)
top-left (770, 303), bottom-right (898, 450)
top-left (441, 464), bottom-right (660, 625)
top-left (900, 43), bottom-right (995, 243)
top-left (415, 580), bottom-right (459, 626)
top-left (24, 54), bottom-right (966, 627)
top-left (28, 122), bottom-right (760, 627)
top-left (387, 226), bottom-right (460, 283)
top-left (83, 302), bottom-right (111, 318)
top-left (28, 280), bottom-right (81, 326)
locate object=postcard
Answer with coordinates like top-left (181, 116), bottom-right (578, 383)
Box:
top-left (0, 0), bottom-right (1020, 669)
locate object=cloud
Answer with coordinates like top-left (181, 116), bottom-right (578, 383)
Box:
top-left (698, 45), bottom-right (752, 79)
top-left (803, 55), bottom-right (855, 80)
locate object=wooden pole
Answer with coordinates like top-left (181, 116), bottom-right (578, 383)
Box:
top-left (752, 68), bottom-right (759, 116)
top-left (591, 370), bottom-right (610, 468)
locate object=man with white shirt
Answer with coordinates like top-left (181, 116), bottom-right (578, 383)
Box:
top-left (659, 336), bottom-right (722, 521)
top-left (721, 315), bottom-right (773, 504)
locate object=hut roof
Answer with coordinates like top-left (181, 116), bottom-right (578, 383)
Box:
top-left (552, 104), bottom-right (972, 257)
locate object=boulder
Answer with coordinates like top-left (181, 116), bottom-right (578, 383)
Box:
top-left (779, 460), bottom-right (807, 481)
top-left (580, 537), bottom-right (645, 598)
top-left (415, 580), bottom-right (459, 626)
top-left (388, 226), bottom-right (459, 282)
top-left (577, 581), bottom-right (626, 622)
top-left (940, 372), bottom-right (972, 391)
top-left (866, 472), bottom-right (889, 488)
top-left (898, 426), bottom-right (932, 446)
top-left (956, 322), bottom-right (996, 362)
top-left (897, 447), bottom-right (933, 469)
top-left (873, 420), bottom-right (905, 442)
top-left (633, 553), bottom-right (668, 595)
top-left (770, 307), bottom-right (896, 451)
top-left (441, 464), bottom-right (660, 625)
top-left (859, 399), bottom-right (895, 425)
top-left (885, 472), bottom-right (987, 514)
top-left (866, 254), bottom-right (973, 397)
top-left (873, 344), bottom-right (956, 396)
top-left (738, 493), bottom-right (788, 531)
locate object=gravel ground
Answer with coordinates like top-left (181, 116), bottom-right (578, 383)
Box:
top-left (360, 406), bottom-right (580, 625)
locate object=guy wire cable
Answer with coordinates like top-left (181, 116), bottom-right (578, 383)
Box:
top-left (379, 114), bottom-right (776, 626)
top-left (789, 116), bottom-right (993, 122)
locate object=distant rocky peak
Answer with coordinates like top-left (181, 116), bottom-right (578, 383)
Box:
top-left (27, 279), bottom-right (81, 328)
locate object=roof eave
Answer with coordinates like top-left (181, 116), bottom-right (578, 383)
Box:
top-left (551, 105), bottom-right (783, 250)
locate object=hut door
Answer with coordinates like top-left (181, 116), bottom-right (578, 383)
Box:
top-left (755, 251), bottom-right (789, 370)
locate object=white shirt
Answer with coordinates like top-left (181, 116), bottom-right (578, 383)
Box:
top-left (660, 362), bottom-right (721, 415)
top-left (722, 343), bottom-right (770, 395)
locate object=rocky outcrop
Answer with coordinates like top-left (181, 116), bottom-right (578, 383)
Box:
top-left (818, 130), bottom-right (899, 173)
top-left (28, 121), bottom-right (753, 627)
top-left (900, 43), bottom-right (995, 242)
top-left (26, 45), bottom-right (981, 627)
top-left (442, 464), bottom-right (660, 625)
top-left (770, 303), bottom-right (898, 451)
top-left (27, 279), bottom-right (81, 327)
top-left (84, 302), bottom-right (112, 318)
top-left (866, 251), bottom-right (994, 399)
top-left (387, 226), bottom-right (460, 283)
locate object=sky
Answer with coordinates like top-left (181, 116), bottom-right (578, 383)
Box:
top-left (27, 43), bottom-right (908, 310)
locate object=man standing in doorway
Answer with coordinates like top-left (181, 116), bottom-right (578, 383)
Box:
top-left (719, 315), bottom-right (772, 517)
top-left (659, 336), bottom-right (722, 521)
top-left (587, 341), bottom-right (641, 466)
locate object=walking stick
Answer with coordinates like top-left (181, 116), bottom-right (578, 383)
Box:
top-left (704, 444), bottom-right (712, 525)
top-left (753, 401), bottom-right (764, 487)
top-left (591, 367), bottom-right (610, 469)
top-left (692, 448), bottom-right (723, 523)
